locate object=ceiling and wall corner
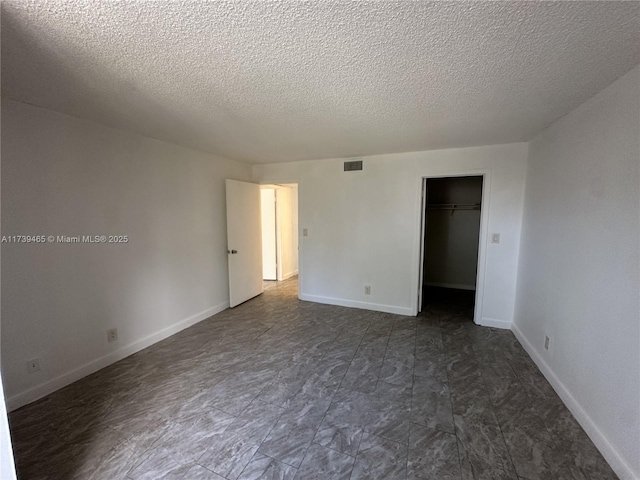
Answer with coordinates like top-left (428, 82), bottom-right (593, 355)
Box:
top-left (1, 1), bottom-right (639, 164)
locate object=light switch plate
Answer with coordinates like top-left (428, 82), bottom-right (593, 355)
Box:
top-left (491, 233), bottom-right (500, 244)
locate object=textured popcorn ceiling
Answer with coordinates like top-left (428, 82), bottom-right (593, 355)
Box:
top-left (2, 1), bottom-right (639, 164)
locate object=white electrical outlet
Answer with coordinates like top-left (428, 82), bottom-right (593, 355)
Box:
top-left (364, 285), bottom-right (371, 295)
top-left (303, 228), bottom-right (308, 237)
top-left (544, 335), bottom-right (550, 350)
top-left (108, 328), bottom-right (118, 343)
top-left (26, 358), bottom-right (41, 374)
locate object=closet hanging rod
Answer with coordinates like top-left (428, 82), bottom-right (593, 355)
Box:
top-left (427, 203), bottom-right (481, 210)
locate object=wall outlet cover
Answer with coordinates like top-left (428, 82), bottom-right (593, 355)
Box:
top-left (27, 358), bottom-right (41, 374)
top-left (108, 328), bottom-right (118, 343)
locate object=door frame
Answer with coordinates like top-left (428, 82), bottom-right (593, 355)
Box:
top-left (260, 187), bottom-right (278, 281)
top-left (275, 187), bottom-right (283, 281)
top-left (259, 181), bottom-right (301, 297)
top-left (415, 170), bottom-right (491, 325)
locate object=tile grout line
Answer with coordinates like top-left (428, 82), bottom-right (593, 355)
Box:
top-left (507, 359), bottom-right (585, 480)
top-left (472, 338), bottom-right (522, 480)
top-left (406, 315), bottom-right (419, 479)
top-left (370, 316), bottom-right (394, 395)
top-left (286, 321), bottom-right (365, 477)
top-left (442, 321), bottom-right (466, 480)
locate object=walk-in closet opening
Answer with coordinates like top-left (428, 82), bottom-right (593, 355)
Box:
top-left (419, 176), bottom-right (484, 321)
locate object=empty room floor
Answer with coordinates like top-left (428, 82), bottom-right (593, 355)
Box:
top-left (9, 277), bottom-right (617, 480)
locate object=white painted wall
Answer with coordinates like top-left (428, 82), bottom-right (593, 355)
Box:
top-left (1, 99), bottom-right (252, 409)
top-left (253, 142), bottom-right (527, 324)
top-left (513, 66), bottom-right (640, 480)
top-left (0, 84), bottom-right (14, 480)
top-left (260, 188), bottom-right (277, 280)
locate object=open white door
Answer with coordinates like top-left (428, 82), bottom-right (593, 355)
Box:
top-left (226, 179), bottom-right (263, 307)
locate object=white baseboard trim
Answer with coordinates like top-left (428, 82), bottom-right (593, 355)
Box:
top-left (299, 293), bottom-right (413, 316)
top-left (424, 282), bottom-right (476, 291)
top-left (282, 270), bottom-right (298, 280)
top-left (511, 323), bottom-right (638, 480)
top-left (7, 301), bottom-right (229, 411)
top-left (476, 317), bottom-right (511, 330)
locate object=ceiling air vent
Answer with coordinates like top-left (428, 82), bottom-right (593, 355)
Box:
top-left (344, 160), bottom-right (363, 171)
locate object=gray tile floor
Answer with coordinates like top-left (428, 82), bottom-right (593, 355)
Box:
top-left (9, 277), bottom-right (617, 480)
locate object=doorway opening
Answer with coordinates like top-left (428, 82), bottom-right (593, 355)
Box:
top-left (260, 184), bottom-right (299, 284)
top-left (418, 176), bottom-right (484, 324)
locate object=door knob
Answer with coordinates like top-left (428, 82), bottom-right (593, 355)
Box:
top-left (228, 249), bottom-right (238, 254)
